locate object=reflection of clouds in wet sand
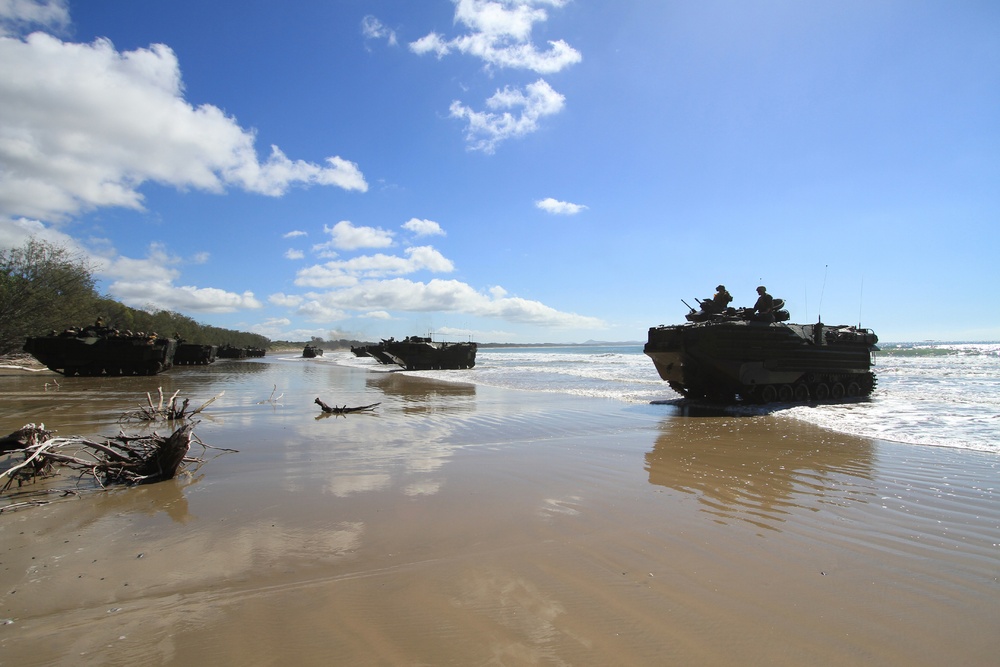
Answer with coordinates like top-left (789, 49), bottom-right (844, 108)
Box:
top-left (404, 479), bottom-right (442, 497)
top-left (1, 511), bottom-right (365, 664)
top-left (453, 568), bottom-right (588, 663)
top-left (539, 495), bottom-right (582, 519)
top-left (270, 373), bottom-right (483, 500)
top-left (326, 473), bottom-right (391, 497)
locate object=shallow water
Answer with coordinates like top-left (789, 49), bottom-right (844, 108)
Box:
top-left (338, 342), bottom-right (1000, 454)
top-left (2, 354), bottom-right (999, 666)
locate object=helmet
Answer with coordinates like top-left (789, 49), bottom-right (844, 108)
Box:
top-left (757, 285), bottom-right (766, 292)
top-left (716, 285), bottom-right (726, 291)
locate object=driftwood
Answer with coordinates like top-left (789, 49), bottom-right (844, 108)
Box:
top-left (119, 387), bottom-right (223, 423)
top-left (1, 422), bottom-right (197, 493)
top-left (256, 384), bottom-right (284, 404)
top-left (314, 398), bottom-right (380, 415)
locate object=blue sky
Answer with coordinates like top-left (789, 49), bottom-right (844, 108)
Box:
top-left (1, 0), bottom-right (997, 343)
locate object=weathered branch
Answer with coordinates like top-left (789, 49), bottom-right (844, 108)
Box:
top-left (1, 423), bottom-right (196, 493)
top-left (314, 397), bottom-right (381, 415)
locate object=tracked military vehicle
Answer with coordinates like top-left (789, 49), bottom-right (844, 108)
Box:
top-left (24, 330), bottom-right (177, 376)
top-left (382, 336), bottom-right (477, 370)
top-left (644, 299), bottom-right (878, 403)
top-left (173, 343), bottom-right (218, 365)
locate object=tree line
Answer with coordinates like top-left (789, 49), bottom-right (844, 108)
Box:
top-left (0, 239), bottom-right (270, 356)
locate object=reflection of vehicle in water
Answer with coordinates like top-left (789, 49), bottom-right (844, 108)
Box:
top-left (173, 343), bottom-right (218, 365)
top-left (302, 344), bottom-right (324, 358)
top-left (645, 297), bottom-right (879, 403)
top-left (645, 414), bottom-right (874, 531)
top-left (381, 336), bottom-right (477, 370)
top-left (24, 330), bottom-right (177, 376)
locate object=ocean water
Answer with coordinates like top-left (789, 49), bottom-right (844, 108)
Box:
top-left (337, 342), bottom-right (1000, 455)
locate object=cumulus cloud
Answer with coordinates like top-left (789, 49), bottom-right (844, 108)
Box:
top-left (0, 0), bottom-right (69, 36)
top-left (402, 218), bottom-right (445, 237)
top-left (0, 32), bottom-right (367, 223)
top-left (278, 234), bottom-right (603, 329)
top-left (295, 246), bottom-right (454, 288)
top-left (409, 0), bottom-right (578, 152)
top-left (361, 15), bottom-right (397, 47)
top-left (450, 79), bottom-right (565, 153)
top-left (99, 243), bottom-right (263, 313)
top-left (314, 220), bottom-right (394, 254)
top-left (409, 0), bottom-right (581, 74)
top-left (269, 293), bottom-right (304, 308)
top-left (285, 249), bottom-right (304, 260)
top-left (305, 278), bottom-right (604, 328)
top-left (535, 197), bottom-right (587, 215)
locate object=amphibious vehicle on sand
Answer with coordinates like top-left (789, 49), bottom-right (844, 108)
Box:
top-left (644, 299), bottom-right (878, 403)
top-left (24, 329), bottom-right (177, 376)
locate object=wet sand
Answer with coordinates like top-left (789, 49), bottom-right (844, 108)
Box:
top-left (1, 357), bottom-right (998, 665)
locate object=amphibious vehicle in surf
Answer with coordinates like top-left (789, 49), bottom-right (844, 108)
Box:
top-left (644, 298), bottom-right (878, 403)
top-left (302, 344), bottom-right (324, 358)
top-left (381, 336), bottom-right (477, 371)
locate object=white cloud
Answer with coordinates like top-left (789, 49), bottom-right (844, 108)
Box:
top-left (316, 220), bottom-right (394, 253)
top-left (99, 243), bottom-right (262, 313)
top-left (535, 197), bottom-right (587, 215)
top-left (285, 248), bottom-right (304, 260)
top-left (402, 217), bottom-right (445, 236)
top-left (361, 15), bottom-right (397, 47)
top-left (293, 264), bottom-right (356, 289)
top-left (450, 79), bottom-right (565, 153)
top-left (0, 32), bottom-right (367, 223)
top-left (295, 299), bottom-right (347, 322)
top-left (410, 0), bottom-right (581, 74)
top-left (0, 0), bottom-right (69, 36)
top-left (269, 293), bottom-right (304, 308)
top-left (295, 245), bottom-right (454, 287)
top-left (307, 277), bottom-right (605, 328)
top-left (248, 317), bottom-right (329, 341)
top-left (283, 230), bottom-right (307, 238)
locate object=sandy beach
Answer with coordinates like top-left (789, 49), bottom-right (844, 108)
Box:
top-left (1, 357), bottom-right (998, 666)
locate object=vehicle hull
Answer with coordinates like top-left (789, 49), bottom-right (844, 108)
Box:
top-left (644, 320), bottom-right (877, 402)
top-left (23, 335), bottom-right (177, 376)
top-left (173, 343), bottom-right (217, 365)
top-left (382, 337), bottom-right (477, 370)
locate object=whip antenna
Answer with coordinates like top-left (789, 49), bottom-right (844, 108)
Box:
top-left (858, 275), bottom-right (864, 329)
top-left (818, 264), bottom-right (828, 323)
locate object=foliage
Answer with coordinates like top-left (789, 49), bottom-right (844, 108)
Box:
top-left (0, 239), bottom-right (98, 354)
top-left (1, 237), bottom-right (270, 354)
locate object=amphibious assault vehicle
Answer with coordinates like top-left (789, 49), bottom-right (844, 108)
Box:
top-left (381, 336), bottom-right (477, 370)
top-left (302, 344), bottom-right (324, 358)
top-left (173, 343), bottom-right (218, 365)
top-left (24, 330), bottom-right (177, 376)
top-left (644, 300), bottom-right (878, 403)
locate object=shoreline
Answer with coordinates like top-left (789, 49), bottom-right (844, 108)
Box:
top-left (1, 358), bottom-right (998, 665)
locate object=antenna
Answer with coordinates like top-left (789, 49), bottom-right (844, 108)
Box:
top-left (817, 264), bottom-right (828, 323)
top-left (858, 275), bottom-right (865, 329)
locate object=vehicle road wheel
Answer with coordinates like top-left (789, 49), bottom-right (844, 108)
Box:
top-left (814, 383), bottom-right (830, 400)
top-left (760, 385), bottom-right (778, 403)
top-left (793, 384), bottom-right (809, 401)
top-left (847, 382), bottom-right (861, 397)
top-left (831, 382), bottom-right (846, 399)
top-left (777, 384), bottom-right (794, 402)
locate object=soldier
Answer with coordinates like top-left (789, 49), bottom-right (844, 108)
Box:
top-left (750, 286), bottom-right (774, 322)
top-left (707, 284), bottom-right (732, 313)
